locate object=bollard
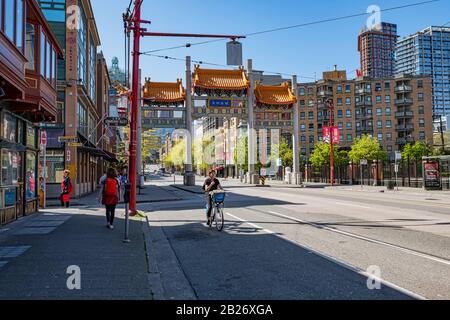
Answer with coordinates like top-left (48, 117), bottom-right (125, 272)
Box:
top-left (123, 183), bottom-right (131, 243)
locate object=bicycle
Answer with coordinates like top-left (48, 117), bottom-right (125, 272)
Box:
top-left (208, 190), bottom-right (225, 232)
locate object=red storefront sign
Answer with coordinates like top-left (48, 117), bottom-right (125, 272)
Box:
top-left (323, 126), bottom-right (340, 145)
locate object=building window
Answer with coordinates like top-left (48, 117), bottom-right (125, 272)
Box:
top-left (347, 134), bottom-right (353, 142)
top-left (309, 136), bottom-right (314, 143)
top-left (300, 112), bottom-right (305, 120)
top-left (419, 131), bottom-right (426, 140)
top-left (387, 145), bottom-right (393, 152)
top-left (377, 133), bottom-right (383, 141)
top-left (337, 98), bottom-right (343, 106)
top-left (301, 136), bottom-right (306, 142)
top-left (377, 120), bottom-right (382, 129)
top-left (308, 100), bottom-right (314, 107)
top-left (308, 124), bottom-right (314, 132)
top-left (418, 106), bottom-right (425, 115)
top-left (25, 24), bottom-right (36, 70)
top-left (375, 83), bottom-right (382, 92)
top-left (418, 93), bottom-right (424, 102)
top-left (300, 100), bottom-right (305, 107)
top-left (307, 87), bottom-right (313, 96)
top-left (386, 132), bottom-right (392, 141)
top-left (46, 39), bottom-right (51, 82)
top-left (337, 110), bottom-right (343, 118)
top-left (300, 124), bottom-right (306, 132)
top-left (338, 122), bottom-right (343, 129)
top-left (337, 85), bottom-right (343, 93)
top-left (385, 95), bottom-right (391, 103)
top-left (3, 0), bottom-right (24, 52)
top-left (26, 152), bottom-right (37, 200)
top-left (346, 110), bottom-right (352, 118)
top-left (308, 112), bottom-right (314, 120)
top-left (386, 120), bottom-right (392, 128)
top-left (417, 80), bottom-right (423, 88)
top-left (376, 108), bottom-right (382, 116)
top-left (3, 112), bottom-right (17, 142)
top-left (40, 31), bottom-right (46, 77)
top-left (386, 107), bottom-right (391, 116)
top-left (376, 96), bottom-right (382, 104)
top-left (38, 0), bottom-right (66, 22)
top-left (77, 5), bottom-right (87, 85)
top-left (345, 84), bottom-right (351, 93)
top-left (385, 82), bottom-right (390, 91)
top-left (419, 119), bottom-right (425, 127)
top-left (89, 38), bottom-right (96, 102)
top-left (346, 122), bottom-right (352, 130)
top-left (345, 97), bottom-right (351, 105)
top-left (300, 87), bottom-right (305, 96)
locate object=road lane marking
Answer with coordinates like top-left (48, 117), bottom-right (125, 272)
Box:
top-left (226, 212), bottom-right (274, 234)
top-left (224, 210), bottom-right (424, 300)
top-left (266, 210), bottom-right (450, 267)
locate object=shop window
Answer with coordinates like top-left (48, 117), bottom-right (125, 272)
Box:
top-left (26, 153), bottom-right (37, 200)
top-left (26, 125), bottom-right (37, 149)
top-left (1, 151), bottom-right (21, 186)
top-left (3, 113), bottom-right (17, 142)
top-left (39, 150), bottom-right (64, 183)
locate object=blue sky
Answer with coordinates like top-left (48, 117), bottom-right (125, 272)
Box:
top-left (92, 0), bottom-right (450, 83)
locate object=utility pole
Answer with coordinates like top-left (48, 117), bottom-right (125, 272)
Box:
top-left (328, 99), bottom-right (335, 186)
top-left (126, 0), bottom-right (245, 213)
top-left (292, 75), bottom-right (301, 185)
top-left (247, 59), bottom-right (256, 184)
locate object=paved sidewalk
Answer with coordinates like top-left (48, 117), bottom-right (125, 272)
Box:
top-left (0, 205), bottom-right (152, 299)
top-left (46, 185), bottom-right (181, 207)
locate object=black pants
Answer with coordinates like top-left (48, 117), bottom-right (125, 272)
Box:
top-left (105, 205), bottom-right (116, 225)
top-left (206, 195), bottom-right (213, 219)
top-left (60, 194), bottom-right (70, 208)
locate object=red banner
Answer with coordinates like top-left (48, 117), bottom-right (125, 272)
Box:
top-left (323, 126), bottom-right (340, 145)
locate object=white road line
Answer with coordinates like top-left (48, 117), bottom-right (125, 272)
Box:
top-left (335, 202), bottom-right (372, 209)
top-left (267, 210), bottom-right (450, 267)
top-left (226, 212), bottom-right (274, 234)
top-left (224, 210), bottom-right (424, 300)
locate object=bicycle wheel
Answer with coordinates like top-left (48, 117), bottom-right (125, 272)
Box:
top-left (215, 205), bottom-right (224, 231)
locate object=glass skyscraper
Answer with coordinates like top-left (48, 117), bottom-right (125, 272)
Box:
top-left (396, 26), bottom-right (450, 117)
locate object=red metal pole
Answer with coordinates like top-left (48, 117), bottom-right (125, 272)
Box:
top-left (129, 0), bottom-right (142, 215)
top-left (329, 100), bottom-right (334, 186)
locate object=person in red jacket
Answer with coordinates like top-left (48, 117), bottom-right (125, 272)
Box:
top-left (100, 168), bottom-right (120, 229)
top-left (60, 170), bottom-right (73, 208)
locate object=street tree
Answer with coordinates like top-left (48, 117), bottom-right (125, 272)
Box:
top-left (310, 142), bottom-right (348, 168)
top-left (402, 141), bottom-right (432, 177)
top-left (348, 135), bottom-right (387, 164)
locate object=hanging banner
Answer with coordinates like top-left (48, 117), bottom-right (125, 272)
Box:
top-left (323, 127), bottom-right (340, 145)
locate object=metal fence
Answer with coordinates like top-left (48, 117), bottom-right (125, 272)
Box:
top-left (307, 160), bottom-right (450, 190)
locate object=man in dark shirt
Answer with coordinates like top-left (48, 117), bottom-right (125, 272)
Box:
top-left (203, 170), bottom-right (222, 225)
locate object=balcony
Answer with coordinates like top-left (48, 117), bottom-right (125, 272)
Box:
top-left (395, 111), bottom-right (414, 119)
top-left (356, 113), bottom-right (373, 120)
top-left (356, 126), bottom-right (374, 132)
top-left (395, 98), bottom-right (413, 106)
top-left (395, 85), bottom-right (413, 93)
top-left (356, 100), bottom-right (372, 107)
top-left (396, 137), bottom-right (415, 145)
top-left (395, 124), bottom-right (414, 131)
top-left (355, 88), bottom-right (371, 95)
top-left (317, 90), bottom-right (333, 97)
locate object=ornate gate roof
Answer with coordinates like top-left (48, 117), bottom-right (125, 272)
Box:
top-left (254, 82), bottom-right (297, 107)
top-left (143, 79), bottom-right (186, 104)
top-left (193, 66), bottom-right (249, 94)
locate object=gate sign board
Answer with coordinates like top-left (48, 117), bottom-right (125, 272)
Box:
top-left (209, 99), bottom-right (232, 108)
top-left (323, 127), bottom-right (340, 145)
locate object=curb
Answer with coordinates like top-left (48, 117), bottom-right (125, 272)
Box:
top-left (142, 213), bottom-right (197, 300)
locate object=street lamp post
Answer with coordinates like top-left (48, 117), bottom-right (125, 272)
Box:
top-left (328, 99), bottom-right (335, 186)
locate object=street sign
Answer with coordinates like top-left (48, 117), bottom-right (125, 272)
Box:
top-left (68, 142), bottom-right (83, 147)
top-left (58, 136), bottom-right (78, 143)
top-left (395, 151), bottom-right (402, 161)
top-left (394, 164), bottom-right (399, 173)
top-left (105, 117), bottom-right (129, 127)
top-left (361, 159), bottom-right (368, 166)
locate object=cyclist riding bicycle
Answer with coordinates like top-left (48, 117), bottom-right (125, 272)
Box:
top-left (202, 170), bottom-right (223, 226)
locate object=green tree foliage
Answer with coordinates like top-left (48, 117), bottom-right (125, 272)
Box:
top-left (348, 135), bottom-right (387, 164)
top-left (402, 141), bottom-right (432, 162)
top-left (141, 130), bottom-right (163, 165)
top-left (234, 136), bottom-right (248, 172)
top-left (310, 142), bottom-right (348, 167)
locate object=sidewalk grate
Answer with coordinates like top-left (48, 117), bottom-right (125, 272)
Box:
top-left (0, 246), bottom-right (31, 259)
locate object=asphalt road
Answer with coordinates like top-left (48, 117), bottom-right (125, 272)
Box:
top-left (143, 176), bottom-right (450, 300)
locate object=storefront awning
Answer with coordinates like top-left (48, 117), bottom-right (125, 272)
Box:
top-left (103, 150), bottom-right (119, 163)
top-left (0, 139), bottom-right (27, 152)
top-left (78, 146), bottom-right (107, 158)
